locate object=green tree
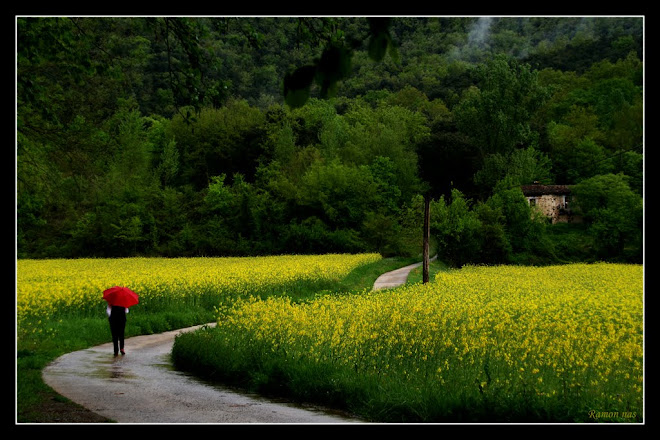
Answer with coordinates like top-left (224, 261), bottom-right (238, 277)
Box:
top-left (473, 202), bottom-right (511, 264)
top-left (488, 180), bottom-right (550, 258)
top-left (298, 159), bottom-right (378, 230)
top-left (150, 186), bottom-right (196, 256)
top-left (572, 173), bottom-right (643, 260)
top-left (474, 146), bottom-right (554, 194)
top-left (167, 100), bottom-right (266, 189)
top-left (283, 18), bottom-right (398, 108)
top-left (431, 189), bottom-right (482, 267)
top-left (548, 124), bottom-right (613, 183)
top-left (454, 54), bottom-right (548, 160)
top-left (67, 104), bottom-right (158, 257)
top-left (342, 102), bottom-right (426, 201)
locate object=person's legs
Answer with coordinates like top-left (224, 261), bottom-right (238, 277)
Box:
top-left (118, 315), bottom-right (126, 354)
top-left (109, 317), bottom-right (119, 355)
top-left (109, 307), bottom-right (127, 355)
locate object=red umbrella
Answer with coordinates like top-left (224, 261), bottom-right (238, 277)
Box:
top-left (103, 286), bottom-right (139, 308)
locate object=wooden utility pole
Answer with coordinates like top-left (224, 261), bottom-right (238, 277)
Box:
top-left (423, 193), bottom-right (430, 284)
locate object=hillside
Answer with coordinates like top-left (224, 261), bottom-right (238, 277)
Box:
top-left (17, 16), bottom-right (643, 263)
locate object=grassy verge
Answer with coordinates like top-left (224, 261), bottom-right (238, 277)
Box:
top-left (334, 256), bottom-right (420, 292)
top-left (405, 258), bottom-right (449, 284)
top-left (16, 255), bottom-right (414, 423)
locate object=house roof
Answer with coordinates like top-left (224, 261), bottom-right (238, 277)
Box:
top-left (521, 184), bottom-right (572, 196)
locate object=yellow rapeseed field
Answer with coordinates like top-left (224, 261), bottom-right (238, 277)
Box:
top-left (16, 253), bottom-right (381, 329)
top-left (216, 263), bottom-right (643, 419)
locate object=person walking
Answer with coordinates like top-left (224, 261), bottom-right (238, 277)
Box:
top-left (107, 305), bottom-right (128, 356)
top-left (102, 286), bottom-right (139, 356)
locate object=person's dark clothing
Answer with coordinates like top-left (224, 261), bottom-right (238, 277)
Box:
top-left (108, 306), bottom-right (127, 355)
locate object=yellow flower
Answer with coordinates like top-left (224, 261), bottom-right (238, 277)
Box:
top-left (213, 261), bottom-right (642, 410)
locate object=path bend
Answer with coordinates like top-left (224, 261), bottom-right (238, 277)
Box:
top-left (372, 255), bottom-right (437, 290)
top-left (42, 325), bottom-right (359, 424)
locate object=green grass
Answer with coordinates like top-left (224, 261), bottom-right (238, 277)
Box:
top-left (16, 255), bottom-right (417, 423)
top-left (334, 256), bottom-right (420, 292)
top-left (405, 258), bottom-right (449, 284)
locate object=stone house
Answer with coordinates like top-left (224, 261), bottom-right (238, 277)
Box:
top-left (521, 184), bottom-right (582, 224)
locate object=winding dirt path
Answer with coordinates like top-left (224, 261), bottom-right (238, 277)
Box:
top-left (42, 325), bottom-right (359, 424)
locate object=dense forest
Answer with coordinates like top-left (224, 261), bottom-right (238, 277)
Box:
top-left (16, 16), bottom-right (644, 265)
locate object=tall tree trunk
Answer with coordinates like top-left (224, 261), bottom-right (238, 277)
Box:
top-left (423, 193), bottom-right (430, 284)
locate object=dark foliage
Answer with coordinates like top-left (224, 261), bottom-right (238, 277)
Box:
top-left (17, 16), bottom-right (644, 264)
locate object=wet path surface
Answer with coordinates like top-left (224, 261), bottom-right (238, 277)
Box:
top-left (42, 325), bottom-right (360, 424)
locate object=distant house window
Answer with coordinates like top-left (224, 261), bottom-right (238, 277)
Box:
top-left (529, 198), bottom-right (536, 207)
